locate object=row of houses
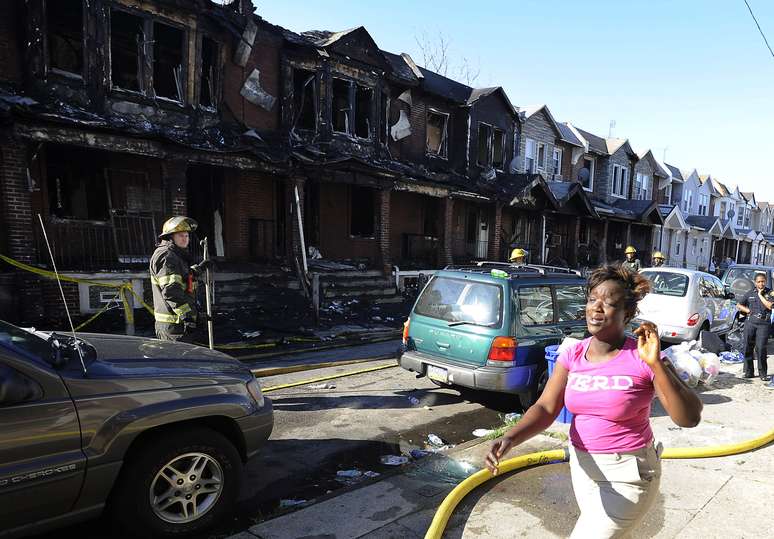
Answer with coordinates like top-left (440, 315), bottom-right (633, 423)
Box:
top-left (0, 0), bottom-right (770, 325)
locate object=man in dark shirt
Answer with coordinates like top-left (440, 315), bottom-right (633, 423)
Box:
top-left (737, 273), bottom-right (773, 381)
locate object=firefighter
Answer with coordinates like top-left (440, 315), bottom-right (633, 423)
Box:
top-left (509, 248), bottom-right (526, 265)
top-left (150, 216), bottom-right (213, 343)
top-left (622, 245), bottom-right (641, 272)
top-left (652, 251), bottom-right (666, 267)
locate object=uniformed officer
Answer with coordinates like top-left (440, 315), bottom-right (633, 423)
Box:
top-left (622, 246), bottom-right (641, 272)
top-left (737, 272), bottom-right (773, 381)
top-left (652, 251), bottom-right (666, 267)
top-left (149, 216), bottom-right (213, 343)
top-left (509, 248), bottom-right (526, 265)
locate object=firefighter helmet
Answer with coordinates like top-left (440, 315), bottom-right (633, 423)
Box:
top-left (625, 246), bottom-right (637, 255)
top-left (509, 248), bottom-right (526, 262)
top-left (159, 216), bottom-right (198, 240)
top-left (653, 251), bottom-right (665, 260)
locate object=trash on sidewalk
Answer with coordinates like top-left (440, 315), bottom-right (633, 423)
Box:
top-left (336, 469), bottom-right (361, 479)
top-left (504, 413), bottom-right (522, 423)
top-left (279, 499), bottom-right (307, 508)
top-left (663, 340), bottom-right (722, 387)
top-left (335, 469), bottom-right (379, 485)
top-left (364, 471), bottom-right (381, 478)
top-left (408, 396), bottom-right (421, 406)
top-left (472, 429), bottom-right (495, 437)
top-left (308, 382), bottom-right (337, 390)
top-left (240, 330), bottom-right (262, 338)
top-left (720, 350), bottom-right (744, 364)
top-left (427, 433), bottom-right (445, 447)
top-left (410, 449), bottom-right (431, 459)
top-left (380, 455), bottom-right (410, 466)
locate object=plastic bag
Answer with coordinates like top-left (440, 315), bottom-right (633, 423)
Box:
top-left (663, 346), bottom-right (702, 387)
top-left (719, 350), bottom-right (744, 364)
top-left (698, 352), bottom-right (721, 386)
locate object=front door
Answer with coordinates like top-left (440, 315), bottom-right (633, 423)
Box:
top-left (0, 351), bottom-right (85, 530)
top-left (187, 165), bottom-right (226, 259)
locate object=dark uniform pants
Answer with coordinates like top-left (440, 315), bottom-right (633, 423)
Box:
top-left (155, 322), bottom-right (204, 345)
top-left (743, 322), bottom-right (770, 377)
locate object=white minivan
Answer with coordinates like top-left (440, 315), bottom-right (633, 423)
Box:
top-left (635, 267), bottom-right (737, 343)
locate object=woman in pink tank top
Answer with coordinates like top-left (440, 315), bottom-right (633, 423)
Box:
top-left (486, 264), bottom-right (703, 538)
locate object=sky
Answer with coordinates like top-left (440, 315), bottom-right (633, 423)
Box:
top-left (255, 0), bottom-right (774, 200)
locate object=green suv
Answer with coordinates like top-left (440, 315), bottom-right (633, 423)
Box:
top-left (399, 263), bottom-right (588, 409)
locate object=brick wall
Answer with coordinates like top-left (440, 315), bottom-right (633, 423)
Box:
top-left (441, 197), bottom-right (454, 265)
top-left (378, 189), bottom-right (391, 272)
top-left (317, 182), bottom-right (378, 263)
top-left (225, 170), bottom-right (276, 259)
top-left (41, 280), bottom-right (80, 324)
top-left (162, 161), bottom-right (188, 216)
top-left (0, 1), bottom-right (22, 84)
top-left (488, 203), bottom-right (503, 260)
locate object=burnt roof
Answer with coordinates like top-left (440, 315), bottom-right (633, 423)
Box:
top-left (417, 66), bottom-right (473, 104)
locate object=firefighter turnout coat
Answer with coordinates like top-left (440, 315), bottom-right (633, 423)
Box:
top-left (149, 240), bottom-right (198, 337)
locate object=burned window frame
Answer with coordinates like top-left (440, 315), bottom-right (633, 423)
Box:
top-left (107, 6), bottom-right (189, 104)
top-left (426, 108), bottom-right (450, 159)
top-left (45, 0), bottom-right (86, 79)
top-left (198, 34), bottom-right (222, 110)
top-left (477, 122), bottom-right (493, 167)
top-left (330, 76), bottom-right (375, 140)
top-left (492, 128), bottom-right (506, 170)
top-left (292, 68), bottom-right (318, 132)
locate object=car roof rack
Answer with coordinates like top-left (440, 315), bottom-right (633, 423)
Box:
top-left (442, 261), bottom-right (582, 278)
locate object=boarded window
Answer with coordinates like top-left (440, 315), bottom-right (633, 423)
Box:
top-left (200, 36), bottom-right (219, 108)
top-left (47, 147), bottom-right (108, 221)
top-left (492, 129), bottom-right (505, 168)
top-left (47, 0), bottom-right (84, 75)
top-left (293, 69), bottom-right (316, 130)
top-left (332, 78), bottom-right (352, 133)
top-left (477, 123), bottom-right (492, 166)
top-left (110, 10), bottom-right (144, 91)
top-left (426, 110), bottom-right (449, 158)
top-left (350, 185), bottom-right (374, 237)
top-left (355, 85), bottom-right (373, 138)
top-left (153, 22), bottom-right (184, 100)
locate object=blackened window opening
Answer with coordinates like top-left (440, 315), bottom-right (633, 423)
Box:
top-left (350, 186), bottom-right (375, 237)
top-left (426, 111), bottom-right (449, 158)
top-left (332, 78), bottom-right (352, 133)
top-left (355, 85), bottom-right (373, 139)
top-left (293, 69), bottom-right (317, 130)
top-left (477, 123), bottom-right (492, 166)
top-left (492, 129), bottom-right (505, 168)
top-left (47, 0), bottom-right (84, 75)
top-left (379, 92), bottom-right (389, 143)
top-left (153, 22), bottom-right (184, 101)
top-left (110, 10), bottom-right (144, 91)
top-left (47, 147), bottom-right (109, 221)
top-left (200, 37), bottom-right (219, 107)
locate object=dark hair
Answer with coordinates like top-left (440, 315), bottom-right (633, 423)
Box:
top-left (587, 264), bottom-right (652, 320)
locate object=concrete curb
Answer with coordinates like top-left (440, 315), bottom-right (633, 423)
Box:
top-left (251, 355), bottom-right (396, 377)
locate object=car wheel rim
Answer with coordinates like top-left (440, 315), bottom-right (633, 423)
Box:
top-left (149, 452), bottom-right (224, 524)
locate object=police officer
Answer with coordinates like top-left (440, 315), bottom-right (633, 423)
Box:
top-left (737, 273), bottom-right (773, 381)
top-left (622, 246), bottom-right (641, 272)
top-left (509, 248), bottom-right (526, 265)
top-left (150, 216), bottom-right (213, 343)
top-left (652, 251), bottom-right (666, 267)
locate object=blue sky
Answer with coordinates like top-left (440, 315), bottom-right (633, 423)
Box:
top-left (256, 0), bottom-right (774, 199)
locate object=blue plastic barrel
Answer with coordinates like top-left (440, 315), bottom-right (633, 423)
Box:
top-left (545, 344), bottom-right (574, 424)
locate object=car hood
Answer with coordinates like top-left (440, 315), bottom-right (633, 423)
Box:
top-left (51, 332), bottom-right (253, 396)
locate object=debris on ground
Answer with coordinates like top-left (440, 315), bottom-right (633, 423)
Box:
top-left (380, 455), bottom-right (410, 466)
top-left (427, 433), bottom-right (445, 447)
top-left (279, 499), bottom-right (307, 508)
top-left (335, 469), bottom-right (379, 485)
top-left (720, 351), bottom-right (744, 364)
top-left (308, 383), bottom-right (336, 390)
top-left (504, 413), bottom-right (522, 423)
top-left (408, 396), bottom-right (421, 406)
top-left (472, 429), bottom-right (495, 437)
top-left (410, 449), bottom-right (431, 459)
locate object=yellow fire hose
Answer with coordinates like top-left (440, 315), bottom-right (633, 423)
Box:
top-left (424, 427), bottom-right (774, 539)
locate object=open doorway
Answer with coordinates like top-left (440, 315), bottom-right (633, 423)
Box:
top-left (187, 165), bottom-right (225, 259)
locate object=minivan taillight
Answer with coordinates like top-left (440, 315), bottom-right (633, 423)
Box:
top-left (687, 313), bottom-right (700, 327)
top-left (402, 319), bottom-right (410, 345)
top-left (488, 336), bottom-right (518, 362)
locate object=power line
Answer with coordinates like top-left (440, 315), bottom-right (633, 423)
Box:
top-left (744, 0), bottom-right (774, 59)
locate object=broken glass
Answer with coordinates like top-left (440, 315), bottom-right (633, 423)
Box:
top-left (426, 110), bottom-right (449, 157)
top-left (153, 21), bottom-right (184, 101)
top-left (47, 0), bottom-right (84, 75)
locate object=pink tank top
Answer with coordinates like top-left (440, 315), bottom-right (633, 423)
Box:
top-left (558, 337), bottom-right (655, 453)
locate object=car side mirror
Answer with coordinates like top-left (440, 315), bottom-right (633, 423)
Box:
top-left (0, 364), bottom-right (43, 406)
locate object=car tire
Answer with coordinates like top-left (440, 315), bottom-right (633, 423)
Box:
top-left (108, 427), bottom-right (242, 537)
top-left (519, 367), bottom-right (548, 410)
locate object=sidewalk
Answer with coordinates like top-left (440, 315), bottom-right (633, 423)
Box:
top-left (236, 360), bottom-right (774, 539)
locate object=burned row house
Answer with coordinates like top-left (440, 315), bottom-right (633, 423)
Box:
top-left (0, 0), bottom-right (661, 326)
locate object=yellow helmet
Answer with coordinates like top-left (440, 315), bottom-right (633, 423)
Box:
top-left (159, 216), bottom-right (197, 239)
top-left (653, 251), bottom-right (665, 260)
top-left (509, 248), bottom-right (526, 262)
top-left (625, 246), bottom-right (637, 255)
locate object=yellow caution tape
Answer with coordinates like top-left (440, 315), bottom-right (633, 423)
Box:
top-left (0, 253), bottom-right (154, 330)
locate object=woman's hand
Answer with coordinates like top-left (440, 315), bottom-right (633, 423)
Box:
top-left (485, 437), bottom-right (514, 475)
top-left (634, 321), bottom-right (660, 367)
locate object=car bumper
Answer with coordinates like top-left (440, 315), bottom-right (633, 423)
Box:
top-left (658, 324), bottom-right (699, 343)
top-left (237, 398), bottom-right (274, 461)
top-left (399, 349), bottom-right (536, 394)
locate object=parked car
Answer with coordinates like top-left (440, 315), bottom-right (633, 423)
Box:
top-left (635, 267), bottom-right (737, 343)
top-left (0, 320), bottom-right (273, 538)
top-left (720, 264), bottom-right (774, 302)
top-left (398, 263), bottom-right (588, 409)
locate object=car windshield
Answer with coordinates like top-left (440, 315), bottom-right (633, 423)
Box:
top-left (641, 271), bottom-right (689, 297)
top-left (414, 276), bottom-right (503, 327)
top-left (724, 268), bottom-right (768, 284)
top-left (0, 320), bottom-right (51, 362)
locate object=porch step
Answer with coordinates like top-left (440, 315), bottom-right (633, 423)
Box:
top-left (323, 287), bottom-right (398, 299)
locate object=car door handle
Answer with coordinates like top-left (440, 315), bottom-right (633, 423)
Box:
top-left (436, 341), bottom-right (450, 349)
